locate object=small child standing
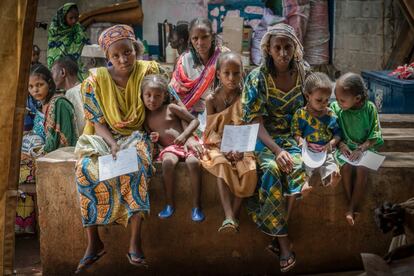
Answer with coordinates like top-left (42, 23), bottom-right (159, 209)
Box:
top-left (292, 72), bottom-right (341, 194)
top-left (142, 74), bottom-right (205, 222)
top-left (202, 52), bottom-right (257, 233)
top-left (332, 72), bottom-right (384, 226)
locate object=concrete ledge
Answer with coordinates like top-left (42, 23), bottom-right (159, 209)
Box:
top-left (35, 149), bottom-right (414, 275)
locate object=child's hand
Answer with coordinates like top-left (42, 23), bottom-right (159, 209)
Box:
top-left (339, 143), bottom-right (351, 158)
top-left (174, 134), bottom-right (187, 146)
top-left (349, 146), bottom-right (365, 161)
top-left (322, 142), bottom-right (333, 153)
top-left (150, 132), bottom-right (159, 143)
top-left (224, 151), bottom-right (235, 161)
top-left (232, 151), bottom-right (244, 162)
top-left (110, 143), bottom-right (120, 160)
top-left (297, 137), bottom-right (304, 148)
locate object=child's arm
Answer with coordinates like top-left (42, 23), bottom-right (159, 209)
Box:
top-left (143, 121), bottom-right (159, 143)
top-left (205, 94), bottom-right (216, 116)
top-left (94, 122), bottom-right (119, 159)
top-left (291, 110), bottom-right (303, 147)
top-left (323, 135), bottom-right (341, 152)
top-left (169, 104), bottom-right (200, 145)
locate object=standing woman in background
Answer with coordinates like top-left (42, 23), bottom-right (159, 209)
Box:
top-left (47, 3), bottom-right (89, 80)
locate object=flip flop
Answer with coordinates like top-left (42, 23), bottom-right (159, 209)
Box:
top-left (218, 218), bottom-right (238, 233)
top-left (280, 251), bottom-right (296, 273)
top-left (75, 249), bottom-right (106, 274)
top-left (126, 252), bottom-right (148, 268)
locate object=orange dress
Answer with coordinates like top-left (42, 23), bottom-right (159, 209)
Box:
top-left (201, 98), bottom-right (257, 198)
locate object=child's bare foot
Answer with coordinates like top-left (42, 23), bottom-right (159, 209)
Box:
top-left (328, 171), bottom-right (341, 187)
top-left (345, 211), bottom-right (355, 226)
top-left (301, 182), bottom-right (312, 197)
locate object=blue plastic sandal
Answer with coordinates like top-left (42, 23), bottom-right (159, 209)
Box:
top-left (191, 207), bottom-right (205, 222)
top-left (158, 205), bottom-right (175, 219)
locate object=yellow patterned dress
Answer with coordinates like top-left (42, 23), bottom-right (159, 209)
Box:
top-left (75, 60), bottom-right (159, 227)
top-left (242, 66), bottom-right (307, 236)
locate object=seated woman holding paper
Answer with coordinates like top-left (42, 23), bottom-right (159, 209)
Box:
top-left (291, 72), bottom-right (341, 190)
top-left (74, 25), bottom-right (163, 272)
top-left (241, 24), bottom-right (309, 273)
top-left (201, 52), bottom-right (257, 233)
top-left (332, 72), bottom-right (384, 226)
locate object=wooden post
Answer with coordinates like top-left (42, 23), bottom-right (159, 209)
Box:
top-left (0, 0), bottom-right (38, 275)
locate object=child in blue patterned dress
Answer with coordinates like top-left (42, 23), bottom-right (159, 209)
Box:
top-left (291, 72), bottom-right (341, 194)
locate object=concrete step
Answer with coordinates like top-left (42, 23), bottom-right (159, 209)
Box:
top-left (380, 114), bottom-right (414, 128)
top-left (381, 128), bottom-right (414, 152)
top-left (35, 148), bottom-right (414, 275)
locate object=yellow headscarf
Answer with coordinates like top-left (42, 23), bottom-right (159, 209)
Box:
top-left (83, 60), bottom-right (159, 135)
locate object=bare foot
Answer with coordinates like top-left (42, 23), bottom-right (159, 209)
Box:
top-left (301, 182), bottom-right (313, 197)
top-left (328, 171), bottom-right (341, 187)
top-left (345, 212), bottom-right (355, 226)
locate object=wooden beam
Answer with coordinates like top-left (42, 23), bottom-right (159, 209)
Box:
top-left (385, 20), bottom-right (414, 69)
top-left (0, 0), bottom-right (38, 275)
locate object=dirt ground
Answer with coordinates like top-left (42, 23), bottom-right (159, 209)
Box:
top-left (14, 235), bottom-right (42, 276)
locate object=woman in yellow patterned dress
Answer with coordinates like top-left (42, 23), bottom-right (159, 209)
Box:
top-left (241, 24), bottom-right (309, 273)
top-left (74, 25), bottom-right (162, 272)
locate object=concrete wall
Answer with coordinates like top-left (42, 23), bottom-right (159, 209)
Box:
top-left (333, 0), bottom-right (404, 73)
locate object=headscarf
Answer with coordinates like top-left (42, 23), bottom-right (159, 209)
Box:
top-left (260, 23), bottom-right (309, 82)
top-left (47, 3), bottom-right (88, 75)
top-left (98, 24), bottom-right (138, 55)
top-left (82, 24), bottom-right (160, 135)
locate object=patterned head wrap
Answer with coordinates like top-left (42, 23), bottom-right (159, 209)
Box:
top-left (98, 24), bottom-right (137, 54)
top-left (260, 23), bottom-right (304, 63)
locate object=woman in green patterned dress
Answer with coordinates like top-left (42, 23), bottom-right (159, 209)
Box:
top-left (47, 3), bottom-right (88, 80)
top-left (242, 23), bottom-right (309, 273)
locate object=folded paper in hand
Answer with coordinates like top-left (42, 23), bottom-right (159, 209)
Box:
top-left (99, 147), bottom-right (138, 181)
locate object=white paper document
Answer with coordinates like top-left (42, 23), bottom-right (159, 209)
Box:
top-left (98, 147), bottom-right (138, 181)
top-left (339, 151), bottom-right (385, 171)
top-left (220, 124), bottom-right (259, 153)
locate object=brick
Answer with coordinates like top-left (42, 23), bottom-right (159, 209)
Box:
top-left (344, 1), bottom-right (363, 18)
top-left (362, 35), bottom-right (383, 53)
top-left (344, 35), bottom-right (363, 50)
top-left (362, 2), bottom-right (382, 18)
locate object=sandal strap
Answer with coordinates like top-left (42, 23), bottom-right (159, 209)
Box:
top-left (128, 252), bottom-right (145, 259)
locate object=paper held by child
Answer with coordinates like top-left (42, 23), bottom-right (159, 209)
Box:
top-left (98, 147), bottom-right (139, 181)
top-left (220, 123), bottom-right (259, 153)
top-left (301, 140), bottom-right (327, 169)
top-left (339, 151), bottom-right (386, 171)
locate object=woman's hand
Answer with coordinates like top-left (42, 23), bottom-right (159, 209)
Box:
top-left (276, 150), bottom-right (294, 173)
top-left (184, 136), bottom-right (203, 157)
top-left (174, 134), bottom-right (187, 146)
top-left (150, 132), bottom-right (159, 143)
top-left (110, 143), bottom-right (120, 160)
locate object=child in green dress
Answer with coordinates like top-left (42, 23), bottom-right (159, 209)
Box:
top-left (331, 72), bottom-right (384, 226)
